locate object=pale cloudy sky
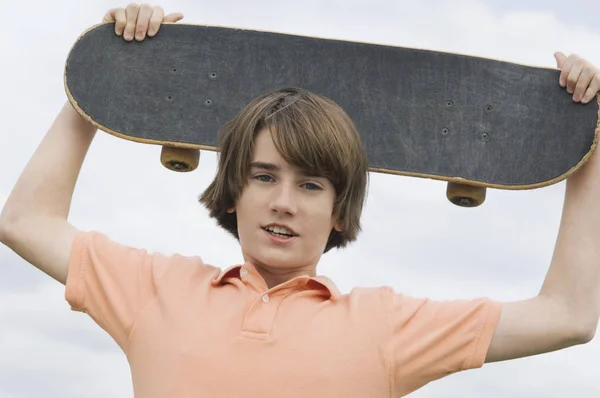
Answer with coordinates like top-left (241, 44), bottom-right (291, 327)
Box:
top-left (1, 0), bottom-right (599, 397)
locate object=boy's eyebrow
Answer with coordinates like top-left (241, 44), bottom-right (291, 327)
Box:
top-left (249, 161), bottom-right (280, 171)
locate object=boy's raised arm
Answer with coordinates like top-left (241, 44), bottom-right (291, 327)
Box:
top-left (0, 4), bottom-right (183, 285)
top-left (485, 52), bottom-right (600, 363)
top-left (0, 103), bottom-right (95, 285)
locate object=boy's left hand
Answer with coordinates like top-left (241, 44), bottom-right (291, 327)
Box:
top-left (554, 52), bottom-right (600, 104)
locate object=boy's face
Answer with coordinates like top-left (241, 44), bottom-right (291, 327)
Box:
top-left (230, 127), bottom-right (341, 273)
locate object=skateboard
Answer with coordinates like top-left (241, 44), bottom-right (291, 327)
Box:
top-left (64, 22), bottom-right (600, 207)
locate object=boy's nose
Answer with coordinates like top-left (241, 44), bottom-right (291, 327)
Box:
top-left (270, 183), bottom-right (297, 215)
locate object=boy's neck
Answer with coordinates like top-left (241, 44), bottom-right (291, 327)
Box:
top-left (253, 263), bottom-right (317, 289)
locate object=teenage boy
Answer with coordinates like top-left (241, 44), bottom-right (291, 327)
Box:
top-left (1, 4), bottom-right (599, 397)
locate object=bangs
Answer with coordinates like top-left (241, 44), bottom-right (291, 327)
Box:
top-left (259, 95), bottom-right (351, 189)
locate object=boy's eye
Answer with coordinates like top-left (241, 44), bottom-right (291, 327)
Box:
top-left (303, 182), bottom-right (322, 191)
top-left (253, 174), bottom-right (321, 190)
top-left (254, 174), bottom-right (273, 183)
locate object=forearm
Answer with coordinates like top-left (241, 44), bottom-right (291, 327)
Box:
top-left (539, 145), bottom-right (600, 336)
top-left (0, 102), bottom-right (97, 229)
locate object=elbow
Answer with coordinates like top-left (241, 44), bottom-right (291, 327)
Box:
top-left (569, 314), bottom-right (598, 345)
top-left (577, 320), bottom-right (597, 345)
top-left (572, 327), bottom-right (595, 345)
top-left (0, 213), bottom-right (12, 244)
top-left (541, 296), bottom-right (599, 347)
top-left (581, 329), bottom-right (596, 344)
top-left (0, 223), bottom-right (13, 246)
top-left (543, 294), bottom-right (599, 346)
top-left (0, 209), bottom-right (21, 245)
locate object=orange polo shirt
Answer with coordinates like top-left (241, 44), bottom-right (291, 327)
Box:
top-left (65, 231), bottom-right (502, 397)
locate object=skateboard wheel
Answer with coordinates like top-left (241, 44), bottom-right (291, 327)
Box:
top-left (160, 146), bottom-right (200, 172)
top-left (446, 182), bottom-right (486, 207)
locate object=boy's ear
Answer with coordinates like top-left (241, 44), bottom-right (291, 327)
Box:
top-left (333, 222), bottom-right (343, 232)
top-left (226, 207), bottom-right (235, 214)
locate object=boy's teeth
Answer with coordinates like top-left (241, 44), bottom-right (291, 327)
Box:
top-left (267, 226), bottom-right (293, 235)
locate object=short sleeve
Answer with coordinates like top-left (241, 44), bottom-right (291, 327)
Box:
top-left (65, 231), bottom-right (172, 350)
top-left (382, 287), bottom-right (502, 396)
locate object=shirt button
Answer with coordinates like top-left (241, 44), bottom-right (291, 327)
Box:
top-left (262, 294), bottom-right (270, 303)
top-left (240, 268), bottom-right (248, 278)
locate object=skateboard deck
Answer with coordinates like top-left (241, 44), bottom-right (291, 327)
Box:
top-left (64, 22), bottom-right (600, 207)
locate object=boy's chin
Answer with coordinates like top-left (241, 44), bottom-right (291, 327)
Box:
top-left (254, 253), bottom-right (299, 269)
top-left (247, 249), bottom-right (314, 270)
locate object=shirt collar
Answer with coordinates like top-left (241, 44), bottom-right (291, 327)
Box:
top-left (211, 263), bottom-right (341, 300)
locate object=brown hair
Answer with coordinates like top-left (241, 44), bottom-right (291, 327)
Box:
top-left (199, 87), bottom-right (369, 252)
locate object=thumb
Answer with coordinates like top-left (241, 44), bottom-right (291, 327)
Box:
top-left (164, 13), bottom-right (184, 23)
top-left (554, 51), bottom-right (567, 68)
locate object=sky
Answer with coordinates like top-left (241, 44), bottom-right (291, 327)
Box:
top-left (1, 0), bottom-right (599, 397)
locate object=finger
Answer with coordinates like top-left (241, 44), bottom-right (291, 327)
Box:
top-left (147, 6), bottom-right (165, 37)
top-left (102, 8), bottom-right (117, 22)
top-left (135, 3), bottom-right (154, 41)
top-left (566, 61), bottom-right (584, 95)
top-left (559, 54), bottom-right (579, 88)
top-left (555, 52), bottom-right (568, 87)
top-left (148, 10), bottom-right (184, 37)
top-left (581, 73), bottom-right (600, 104)
top-left (554, 51), bottom-right (567, 69)
top-left (102, 8), bottom-right (127, 35)
top-left (124, 3), bottom-right (140, 41)
top-left (113, 8), bottom-right (127, 35)
top-left (573, 66), bottom-right (593, 102)
top-left (163, 12), bottom-right (184, 23)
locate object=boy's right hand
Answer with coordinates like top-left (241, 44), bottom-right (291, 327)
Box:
top-left (102, 4), bottom-right (184, 42)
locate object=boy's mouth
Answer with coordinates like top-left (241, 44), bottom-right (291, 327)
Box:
top-left (262, 224), bottom-right (298, 238)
